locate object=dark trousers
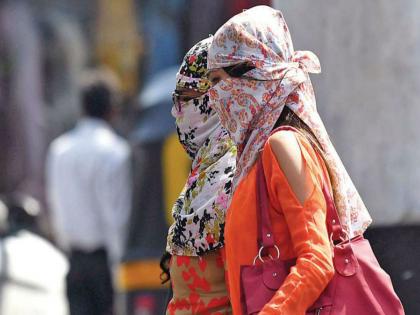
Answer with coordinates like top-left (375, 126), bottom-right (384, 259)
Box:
top-left (365, 225), bottom-right (420, 315)
top-left (66, 248), bottom-right (114, 315)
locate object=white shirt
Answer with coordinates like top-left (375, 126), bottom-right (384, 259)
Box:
top-left (0, 230), bottom-right (69, 315)
top-left (46, 118), bottom-right (132, 263)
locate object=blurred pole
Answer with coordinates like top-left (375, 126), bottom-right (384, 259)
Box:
top-left (96, 0), bottom-right (142, 97)
top-left (183, 0), bottom-right (226, 50)
top-left (39, 12), bottom-right (87, 139)
top-left (184, 0), bottom-right (271, 52)
top-left (137, 0), bottom-right (184, 84)
top-left (0, 1), bottom-right (46, 204)
top-left (227, 0), bottom-right (271, 16)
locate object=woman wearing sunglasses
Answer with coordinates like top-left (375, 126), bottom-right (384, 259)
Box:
top-left (165, 37), bottom-right (236, 314)
top-left (205, 6), bottom-right (383, 315)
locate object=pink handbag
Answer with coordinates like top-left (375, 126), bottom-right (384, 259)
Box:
top-left (240, 127), bottom-right (405, 315)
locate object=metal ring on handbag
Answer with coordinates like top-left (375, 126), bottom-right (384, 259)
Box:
top-left (340, 229), bottom-right (351, 243)
top-left (253, 245), bottom-right (281, 265)
top-left (329, 229), bottom-right (352, 258)
top-left (329, 228), bottom-right (351, 245)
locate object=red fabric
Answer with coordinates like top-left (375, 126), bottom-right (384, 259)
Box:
top-left (166, 250), bottom-right (231, 314)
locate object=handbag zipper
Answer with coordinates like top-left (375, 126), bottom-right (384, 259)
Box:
top-left (315, 307), bottom-right (323, 315)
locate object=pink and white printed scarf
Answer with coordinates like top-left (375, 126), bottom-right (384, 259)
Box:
top-left (208, 5), bottom-right (371, 237)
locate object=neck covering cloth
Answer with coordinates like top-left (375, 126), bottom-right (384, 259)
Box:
top-left (207, 6), bottom-right (371, 237)
top-left (167, 37), bottom-right (237, 256)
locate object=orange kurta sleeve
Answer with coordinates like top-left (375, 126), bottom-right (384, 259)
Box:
top-left (259, 135), bottom-right (334, 315)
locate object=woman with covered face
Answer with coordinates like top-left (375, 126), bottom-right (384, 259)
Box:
top-left (206, 6), bottom-right (376, 315)
top-left (165, 37), bottom-right (236, 314)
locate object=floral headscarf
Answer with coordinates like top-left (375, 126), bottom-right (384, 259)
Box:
top-left (173, 37), bottom-right (215, 159)
top-left (207, 6), bottom-right (371, 238)
top-left (167, 37), bottom-right (237, 256)
top-left (175, 37), bottom-right (211, 94)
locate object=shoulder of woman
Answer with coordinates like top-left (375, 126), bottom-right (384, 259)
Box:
top-left (268, 130), bottom-right (302, 163)
top-left (267, 130), bottom-right (313, 205)
top-left (267, 130), bottom-right (319, 166)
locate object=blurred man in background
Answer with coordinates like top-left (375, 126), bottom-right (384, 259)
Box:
top-left (0, 193), bottom-right (68, 315)
top-left (46, 70), bottom-right (132, 315)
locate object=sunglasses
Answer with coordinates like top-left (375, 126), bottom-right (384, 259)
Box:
top-left (223, 62), bottom-right (256, 77)
top-left (172, 90), bottom-right (205, 112)
top-left (205, 62), bottom-right (256, 86)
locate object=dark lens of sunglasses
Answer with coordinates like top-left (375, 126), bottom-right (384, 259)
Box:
top-left (172, 92), bottom-right (181, 111)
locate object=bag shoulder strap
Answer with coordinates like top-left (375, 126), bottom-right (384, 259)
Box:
top-left (319, 161), bottom-right (348, 242)
top-left (256, 157), bottom-right (275, 249)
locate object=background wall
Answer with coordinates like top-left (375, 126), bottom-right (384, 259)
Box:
top-left (273, 0), bottom-right (420, 226)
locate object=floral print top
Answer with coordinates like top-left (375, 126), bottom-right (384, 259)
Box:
top-left (167, 37), bottom-right (237, 256)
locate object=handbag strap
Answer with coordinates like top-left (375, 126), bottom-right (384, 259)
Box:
top-left (256, 156), bottom-right (276, 249)
top-left (320, 163), bottom-right (348, 242)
